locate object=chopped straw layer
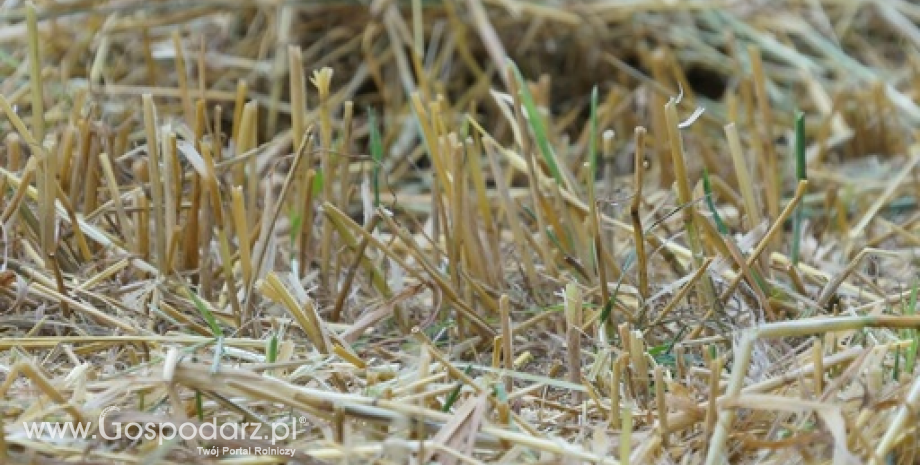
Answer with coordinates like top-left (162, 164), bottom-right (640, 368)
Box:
top-left (1, 0), bottom-right (920, 464)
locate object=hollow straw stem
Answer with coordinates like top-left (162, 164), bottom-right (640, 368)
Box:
top-left (664, 98), bottom-right (719, 315)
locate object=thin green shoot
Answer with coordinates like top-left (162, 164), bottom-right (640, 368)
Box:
top-left (195, 390), bottom-right (204, 421)
top-left (289, 211), bottom-right (302, 247)
top-left (588, 86), bottom-right (599, 201)
top-left (493, 382), bottom-right (508, 403)
top-left (905, 278), bottom-right (918, 376)
top-left (600, 252), bottom-right (634, 329)
top-left (185, 285), bottom-right (224, 338)
top-left (521, 205), bottom-right (568, 253)
top-left (368, 107), bottom-right (383, 208)
top-left (648, 326), bottom-right (688, 366)
top-left (267, 333), bottom-right (279, 364)
top-left (508, 60), bottom-right (564, 186)
top-left (313, 170), bottom-right (324, 196)
top-left (791, 111), bottom-right (807, 265)
top-left (442, 365), bottom-right (473, 412)
top-left (588, 86), bottom-right (600, 273)
top-left (893, 343), bottom-right (901, 382)
top-left (702, 168), bottom-right (728, 235)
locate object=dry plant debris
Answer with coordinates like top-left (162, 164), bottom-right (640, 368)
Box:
top-left (1, 0), bottom-right (920, 463)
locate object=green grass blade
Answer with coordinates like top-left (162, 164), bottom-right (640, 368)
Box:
top-left (442, 365), bottom-right (473, 412)
top-left (508, 61), bottom-right (563, 186)
top-left (600, 253), bottom-right (634, 329)
top-left (893, 343), bottom-right (901, 382)
top-left (588, 86), bottom-right (600, 273)
top-left (267, 333), bottom-right (279, 364)
top-left (368, 107), bottom-right (383, 208)
top-left (702, 168), bottom-right (728, 235)
top-left (185, 285), bottom-right (224, 338)
top-left (289, 211), bottom-right (302, 247)
top-left (588, 86), bottom-right (599, 201)
top-left (194, 390), bottom-right (204, 421)
top-left (791, 111), bottom-right (807, 265)
top-left (313, 169), bottom-right (325, 196)
top-left (906, 278), bottom-right (918, 376)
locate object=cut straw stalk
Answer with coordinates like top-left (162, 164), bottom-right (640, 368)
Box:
top-left (717, 180), bottom-right (809, 306)
top-left (142, 95), bottom-right (167, 274)
top-left (725, 122), bottom-right (762, 229)
top-left (163, 132), bottom-right (181, 271)
top-left (37, 138), bottom-right (56, 258)
top-left (171, 31), bottom-right (194, 126)
top-left (482, 137), bottom-right (538, 286)
top-left (500, 295), bottom-right (513, 395)
top-left (97, 153), bottom-right (133, 242)
top-left (312, 68), bottom-right (336, 294)
top-left (267, 3), bottom-right (294, 137)
top-left (664, 98), bottom-right (719, 315)
top-left (229, 187), bottom-right (253, 284)
top-left (288, 45), bottom-right (306, 148)
top-left (167, 360), bottom-right (620, 464)
top-left (26, 2), bottom-right (44, 143)
top-left (506, 65), bottom-right (557, 275)
top-left (258, 272), bottom-right (330, 354)
top-left (376, 207), bottom-right (497, 341)
top-left (630, 127), bottom-right (649, 301)
top-left (330, 215), bottom-right (381, 323)
top-left (565, 282), bottom-right (583, 404)
top-left (847, 145), bottom-right (920, 248)
top-left (873, 363), bottom-right (920, 463)
top-left (0, 362), bottom-right (85, 424)
top-left (706, 315), bottom-right (920, 464)
top-left (748, 46), bottom-right (780, 220)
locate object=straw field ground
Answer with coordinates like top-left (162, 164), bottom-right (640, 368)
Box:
top-left (1, 0), bottom-right (920, 464)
